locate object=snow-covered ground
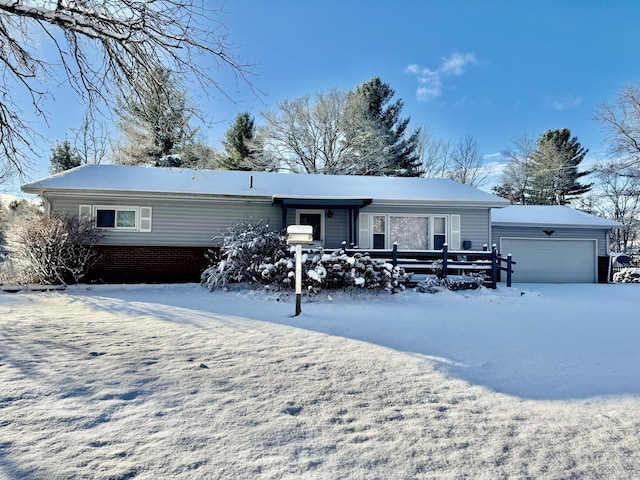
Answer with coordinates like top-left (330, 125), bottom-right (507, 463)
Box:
top-left (1, 283), bottom-right (639, 479)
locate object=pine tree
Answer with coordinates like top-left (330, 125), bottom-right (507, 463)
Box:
top-left (527, 128), bottom-right (592, 205)
top-left (351, 77), bottom-right (422, 177)
top-left (221, 112), bottom-right (258, 170)
top-left (115, 68), bottom-right (198, 167)
top-left (49, 140), bottom-right (82, 174)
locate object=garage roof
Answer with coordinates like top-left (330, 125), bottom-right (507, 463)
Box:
top-left (492, 205), bottom-right (621, 228)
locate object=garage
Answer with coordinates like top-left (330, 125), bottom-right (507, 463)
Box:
top-left (491, 205), bottom-right (621, 284)
top-left (500, 238), bottom-right (596, 283)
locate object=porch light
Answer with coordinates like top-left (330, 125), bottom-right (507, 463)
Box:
top-left (286, 225), bottom-right (314, 316)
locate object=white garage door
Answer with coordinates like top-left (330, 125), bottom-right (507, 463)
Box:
top-left (500, 238), bottom-right (597, 283)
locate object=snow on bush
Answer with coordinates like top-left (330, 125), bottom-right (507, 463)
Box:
top-left (200, 221), bottom-right (410, 295)
top-left (416, 259), bottom-right (486, 292)
top-left (259, 248), bottom-right (410, 295)
top-left (201, 220), bottom-right (289, 290)
top-left (417, 274), bottom-right (486, 293)
top-left (2, 213), bottom-right (102, 285)
top-left (613, 268), bottom-right (640, 283)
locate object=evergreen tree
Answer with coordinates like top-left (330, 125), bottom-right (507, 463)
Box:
top-left (49, 140), bottom-right (82, 174)
top-left (115, 68), bottom-right (198, 167)
top-left (221, 112), bottom-right (258, 170)
top-left (527, 128), bottom-right (592, 205)
top-left (351, 77), bottom-right (422, 177)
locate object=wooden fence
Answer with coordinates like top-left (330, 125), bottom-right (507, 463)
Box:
top-left (342, 243), bottom-right (516, 288)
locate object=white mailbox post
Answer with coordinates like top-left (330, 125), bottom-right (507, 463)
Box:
top-left (286, 225), bottom-right (314, 316)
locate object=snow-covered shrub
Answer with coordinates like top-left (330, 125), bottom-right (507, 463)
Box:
top-left (613, 268), bottom-right (640, 283)
top-left (417, 274), bottom-right (485, 293)
top-left (2, 213), bottom-right (102, 285)
top-left (259, 248), bottom-right (410, 295)
top-left (201, 220), bottom-right (288, 290)
top-left (200, 221), bottom-right (410, 294)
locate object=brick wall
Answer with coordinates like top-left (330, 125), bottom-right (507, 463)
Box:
top-left (598, 255), bottom-right (611, 283)
top-left (86, 246), bottom-right (219, 283)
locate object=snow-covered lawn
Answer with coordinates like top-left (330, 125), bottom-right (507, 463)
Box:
top-left (1, 283), bottom-right (639, 479)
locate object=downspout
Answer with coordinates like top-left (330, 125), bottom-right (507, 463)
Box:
top-left (354, 207), bottom-right (360, 247)
top-left (348, 207), bottom-right (353, 247)
top-left (41, 191), bottom-right (52, 217)
top-left (606, 228), bottom-right (613, 283)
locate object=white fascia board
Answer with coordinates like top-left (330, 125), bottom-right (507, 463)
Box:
top-left (492, 220), bottom-right (621, 229)
top-left (26, 188), bottom-right (274, 204)
top-left (372, 199), bottom-right (508, 208)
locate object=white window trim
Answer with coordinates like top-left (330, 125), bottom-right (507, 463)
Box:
top-left (80, 205), bottom-right (152, 233)
top-left (365, 213), bottom-right (458, 250)
top-left (94, 206), bottom-right (139, 230)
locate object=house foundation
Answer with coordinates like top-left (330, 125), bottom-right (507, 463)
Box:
top-left (85, 246), bottom-right (216, 283)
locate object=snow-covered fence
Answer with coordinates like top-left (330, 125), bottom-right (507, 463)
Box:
top-left (342, 243), bottom-right (516, 288)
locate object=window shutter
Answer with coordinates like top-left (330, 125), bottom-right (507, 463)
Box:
top-left (79, 205), bottom-right (92, 220)
top-left (450, 214), bottom-right (461, 250)
top-left (358, 212), bottom-right (370, 249)
top-left (139, 207), bottom-right (152, 232)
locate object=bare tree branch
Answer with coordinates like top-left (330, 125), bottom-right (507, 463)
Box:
top-left (0, 0), bottom-right (254, 177)
top-left (594, 83), bottom-right (640, 174)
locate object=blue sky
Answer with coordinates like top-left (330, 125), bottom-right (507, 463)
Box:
top-left (5, 1), bottom-right (640, 194)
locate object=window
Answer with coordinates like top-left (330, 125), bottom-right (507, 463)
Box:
top-left (80, 205), bottom-right (152, 232)
top-left (390, 216), bottom-right (429, 250)
top-left (373, 215), bottom-right (386, 249)
top-left (433, 216), bottom-right (447, 250)
top-left (96, 208), bottom-right (137, 229)
top-left (362, 214), bottom-right (460, 250)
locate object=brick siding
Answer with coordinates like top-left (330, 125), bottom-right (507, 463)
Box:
top-left (86, 246), bottom-right (219, 283)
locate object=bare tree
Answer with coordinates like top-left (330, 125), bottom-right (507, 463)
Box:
top-left (72, 111), bottom-right (111, 165)
top-left (594, 83), bottom-right (640, 175)
top-left (416, 126), bottom-right (452, 178)
top-left (258, 88), bottom-right (388, 175)
top-left (447, 134), bottom-right (488, 188)
top-left (0, 0), bottom-right (252, 176)
top-left (493, 133), bottom-right (537, 204)
top-left (577, 160), bottom-right (640, 252)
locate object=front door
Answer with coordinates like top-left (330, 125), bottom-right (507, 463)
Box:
top-left (297, 210), bottom-right (324, 247)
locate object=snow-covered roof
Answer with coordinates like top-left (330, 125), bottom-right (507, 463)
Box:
top-left (22, 164), bottom-right (509, 207)
top-left (492, 205), bottom-right (621, 228)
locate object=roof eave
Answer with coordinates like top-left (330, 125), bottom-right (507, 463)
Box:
top-left (492, 221), bottom-right (622, 229)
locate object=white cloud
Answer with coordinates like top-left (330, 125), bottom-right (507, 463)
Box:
top-left (404, 64), bottom-right (420, 75)
top-left (547, 94), bottom-right (583, 111)
top-left (405, 52), bottom-right (478, 101)
top-left (440, 52), bottom-right (477, 76)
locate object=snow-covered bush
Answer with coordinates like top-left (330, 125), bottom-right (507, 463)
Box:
top-left (2, 213), bottom-right (102, 285)
top-left (259, 248), bottom-right (410, 295)
top-left (613, 268), bottom-right (640, 283)
top-left (417, 274), bottom-right (485, 293)
top-left (201, 221), bottom-right (410, 294)
top-left (201, 220), bottom-right (288, 290)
